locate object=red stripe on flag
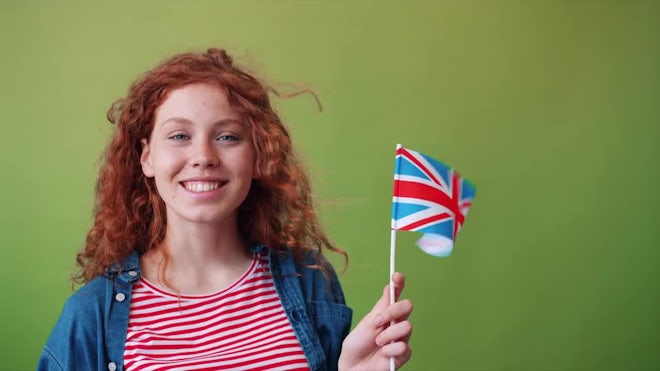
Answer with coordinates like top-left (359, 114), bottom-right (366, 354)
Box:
top-left (394, 180), bottom-right (465, 230)
top-left (451, 173), bottom-right (461, 238)
top-left (400, 212), bottom-right (451, 231)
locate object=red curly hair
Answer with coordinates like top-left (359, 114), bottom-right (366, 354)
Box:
top-left (76, 48), bottom-right (345, 283)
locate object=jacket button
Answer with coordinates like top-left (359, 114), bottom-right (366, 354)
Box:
top-left (128, 270), bottom-right (138, 277)
top-left (108, 362), bottom-right (117, 371)
top-left (115, 293), bottom-right (126, 302)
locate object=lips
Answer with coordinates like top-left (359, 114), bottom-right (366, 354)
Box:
top-left (181, 181), bottom-right (225, 193)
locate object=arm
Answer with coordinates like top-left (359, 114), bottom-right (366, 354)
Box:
top-left (37, 278), bottom-right (111, 371)
top-left (338, 273), bottom-right (413, 371)
top-left (37, 297), bottom-right (99, 371)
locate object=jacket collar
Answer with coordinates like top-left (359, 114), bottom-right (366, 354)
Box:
top-left (103, 251), bottom-right (141, 284)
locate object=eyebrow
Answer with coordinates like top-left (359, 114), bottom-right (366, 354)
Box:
top-left (160, 117), bottom-right (244, 127)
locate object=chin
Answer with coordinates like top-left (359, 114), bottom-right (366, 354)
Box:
top-left (182, 211), bottom-right (238, 226)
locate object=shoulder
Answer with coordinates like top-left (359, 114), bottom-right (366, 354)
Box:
top-left (50, 275), bottom-right (110, 335)
top-left (57, 250), bottom-right (140, 321)
top-left (70, 275), bottom-right (109, 306)
top-left (72, 275), bottom-right (111, 300)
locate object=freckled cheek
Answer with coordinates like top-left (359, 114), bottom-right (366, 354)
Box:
top-left (159, 158), bottom-right (187, 177)
top-left (151, 166), bottom-right (181, 202)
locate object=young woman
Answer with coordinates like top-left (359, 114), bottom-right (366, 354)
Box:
top-left (38, 48), bottom-right (412, 371)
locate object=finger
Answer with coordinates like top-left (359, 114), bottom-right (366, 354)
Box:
top-left (377, 299), bottom-right (413, 327)
top-left (376, 320), bottom-right (412, 346)
top-left (395, 346), bottom-right (413, 369)
top-left (391, 272), bottom-right (406, 301)
top-left (380, 341), bottom-right (412, 364)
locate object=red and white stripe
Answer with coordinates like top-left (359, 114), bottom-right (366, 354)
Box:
top-left (123, 253), bottom-right (309, 371)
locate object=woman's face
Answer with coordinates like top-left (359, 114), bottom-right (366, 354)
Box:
top-left (140, 83), bottom-right (256, 227)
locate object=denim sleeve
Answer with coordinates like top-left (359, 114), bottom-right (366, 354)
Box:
top-left (37, 280), bottom-right (108, 371)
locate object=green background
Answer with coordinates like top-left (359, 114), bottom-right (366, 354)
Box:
top-left (1, 1), bottom-right (658, 370)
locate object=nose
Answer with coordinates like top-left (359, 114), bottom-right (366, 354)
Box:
top-left (192, 140), bottom-right (219, 168)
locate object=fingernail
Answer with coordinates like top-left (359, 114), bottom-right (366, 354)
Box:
top-left (374, 315), bottom-right (383, 327)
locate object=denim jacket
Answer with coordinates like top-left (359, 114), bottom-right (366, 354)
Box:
top-left (38, 245), bottom-right (353, 371)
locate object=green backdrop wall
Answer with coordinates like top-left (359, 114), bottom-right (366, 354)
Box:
top-left (1, 1), bottom-right (658, 370)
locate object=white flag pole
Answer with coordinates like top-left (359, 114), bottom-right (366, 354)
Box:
top-left (389, 144), bottom-right (402, 371)
top-left (389, 228), bottom-right (397, 371)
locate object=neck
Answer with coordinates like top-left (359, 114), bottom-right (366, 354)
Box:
top-left (141, 214), bottom-right (253, 295)
top-left (166, 220), bottom-right (248, 263)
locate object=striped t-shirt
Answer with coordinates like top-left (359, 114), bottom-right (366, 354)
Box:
top-left (123, 253), bottom-right (310, 370)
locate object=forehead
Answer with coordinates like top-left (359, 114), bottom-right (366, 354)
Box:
top-left (154, 83), bottom-right (241, 124)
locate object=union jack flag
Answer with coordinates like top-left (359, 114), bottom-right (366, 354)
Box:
top-left (391, 145), bottom-right (476, 255)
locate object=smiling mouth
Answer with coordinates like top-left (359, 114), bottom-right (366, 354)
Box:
top-left (181, 181), bottom-right (225, 193)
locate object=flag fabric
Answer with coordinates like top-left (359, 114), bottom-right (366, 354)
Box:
top-left (391, 145), bottom-right (476, 257)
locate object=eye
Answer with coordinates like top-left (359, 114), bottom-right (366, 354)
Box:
top-left (168, 133), bottom-right (189, 141)
top-left (217, 134), bottom-right (239, 142)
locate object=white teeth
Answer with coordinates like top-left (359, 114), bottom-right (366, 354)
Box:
top-left (183, 181), bottom-right (220, 193)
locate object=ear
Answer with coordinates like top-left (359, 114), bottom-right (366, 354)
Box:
top-left (140, 138), bottom-right (155, 178)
